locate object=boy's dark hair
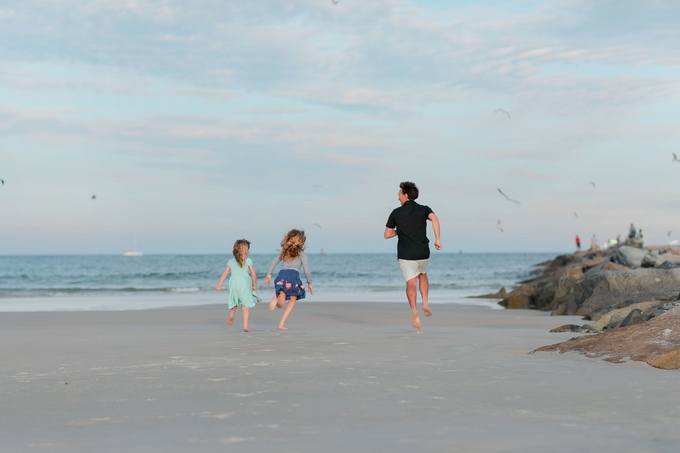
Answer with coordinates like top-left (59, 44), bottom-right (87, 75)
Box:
top-left (399, 181), bottom-right (419, 201)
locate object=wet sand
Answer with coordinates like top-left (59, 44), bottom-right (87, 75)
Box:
top-left (1, 302), bottom-right (679, 452)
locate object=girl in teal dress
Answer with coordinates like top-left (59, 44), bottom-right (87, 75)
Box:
top-left (215, 239), bottom-right (259, 332)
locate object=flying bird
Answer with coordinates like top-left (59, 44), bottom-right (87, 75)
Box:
top-left (496, 220), bottom-right (504, 233)
top-left (589, 181), bottom-right (596, 188)
top-left (673, 153), bottom-right (679, 162)
top-left (574, 212), bottom-right (579, 218)
top-left (331, 0), bottom-right (339, 4)
top-left (494, 109), bottom-right (511, 120)
top-left (497, 188), bottom-right (521, 204)
top-left (91, 195), bottom-right (96, 200)
top-left (1, 179), bottom-right (4, 185)
top-left (312, 223), bottom-right (322, 229)
top-left (669, 231), bottom-right (672, 237)
top-left (312, 184), bottom-right (324, 188)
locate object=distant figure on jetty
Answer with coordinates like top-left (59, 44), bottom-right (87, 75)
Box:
top-left (384, 181), bottom-right (441, 330)
top-left (575, 235), bottom-right (581, 251)
top-left (590, 234), bottom-right (599, 251)
top-left (622, 224), bottom-right (644, 248)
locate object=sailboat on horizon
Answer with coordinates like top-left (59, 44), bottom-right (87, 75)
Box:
top-left (123, 234), bottom-right (144, 257)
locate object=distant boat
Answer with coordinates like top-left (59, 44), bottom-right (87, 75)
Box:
top-left (123, 235), bottom-right (143, 256)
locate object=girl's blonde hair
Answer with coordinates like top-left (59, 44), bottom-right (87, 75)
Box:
top-left (280, 229), bottom-right (306, 261)
top-left (232, 239), bottom-right (251, 268)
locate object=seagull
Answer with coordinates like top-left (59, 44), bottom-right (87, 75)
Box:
top-left (574, 212), bottom-right (579, 218)
top-left (669, 231), bottom-right (672, 237)
top-left (1, 179), bottom-right (4, 185)
top-left (496, 220), bottom-right (504, 232)
top-left (589, 181), bottom-right (596, 188)
top-left (673, 153), bottom-right (679, 162)
top-left (497, 188), bottom-right (520, 204)
top-left (331, 0), bottom-right (339, 4)
top-left (312, 223), bottom-right (322, 229)
top-left (312, 184), bottom-right (324, 188)
top-left (91, 195), bottom-right (96, 200)
top-left (494, 109), bottom-right (511, 120)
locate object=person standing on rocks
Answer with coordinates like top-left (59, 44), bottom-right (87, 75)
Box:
top-left (575, 235), bottom-right (581, 251)
top-left (384, 181), bottom-right (441, 330)
top-left (590, 234), bottom-right (599, 251)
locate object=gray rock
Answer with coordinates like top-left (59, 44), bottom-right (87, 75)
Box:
top-left (641, 252), bottom-right (659, 268)
top-left (611, 246), bottom-right (649, 268)
top-left (554, 273), bottom-right (577, 300)
top-left (655, 261), bottom-right (680, 270)
top-left (649, 301), bottom-right (680, 319)
top-left (585, 300), bottom-right (636, 321)
top-left (570, 268), bottom-right (680, 316)
top-left (618, 309), bottom-right (645, 327)
top-left (550, 324), bottom-right (599, 333)
top-left (655, 253), bottom-right (680, 268)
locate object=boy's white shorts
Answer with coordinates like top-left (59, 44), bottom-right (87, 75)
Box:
top-left (398, 259), bottom-right (429, 282)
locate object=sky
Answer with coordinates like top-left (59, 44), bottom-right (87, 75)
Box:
top-left (1, 0), bottom-right (680, 254)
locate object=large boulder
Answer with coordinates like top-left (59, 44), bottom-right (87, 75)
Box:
top-left (611, 246), bottom-right (648, 268)
top-left (534, 314), bottom-right (680, 369)
top-left (569, 268), bottom-right (680, 316)
top-left (498, 284), bottom-right (537, 309)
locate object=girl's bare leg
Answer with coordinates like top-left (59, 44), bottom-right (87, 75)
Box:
top-left (227, 306), bottom-right (237, 325)
top-left (242, 306), bottom-right (250, 332)
top-left (269, 291), bottom-right (286, 311)
top-left (278, 296), bottom-right (297, 330)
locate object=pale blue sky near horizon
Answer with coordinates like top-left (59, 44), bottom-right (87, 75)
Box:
top-left (1, 0), bottom-right (680, 255)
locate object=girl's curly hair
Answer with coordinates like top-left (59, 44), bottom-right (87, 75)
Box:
top-left (280, 229), bottom-right (306, 261)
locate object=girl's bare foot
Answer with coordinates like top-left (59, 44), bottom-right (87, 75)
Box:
top-left (276, 299), bottom-right (285, 309)
top-left (269, 297), bottom-right (277, 311)
top-left (423, 306), bottom-right (433, 317)
top-left (244, 327), bottom-right (250, 332)
top-left (411, 313), bottom-right (421, 330)
top-left (227, 315), bottom-right (234, 325)
top-left (278, 326), bottom-right (288, 330)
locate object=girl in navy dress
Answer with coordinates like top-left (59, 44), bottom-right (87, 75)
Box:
top-left (264, 229), bottom-right (313, 330)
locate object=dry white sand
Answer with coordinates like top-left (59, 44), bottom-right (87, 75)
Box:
top-left (1, 302), bottom-right (679, 452)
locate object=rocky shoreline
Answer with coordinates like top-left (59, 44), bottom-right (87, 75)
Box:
top-left (475, 244), bottom-right (680, 369)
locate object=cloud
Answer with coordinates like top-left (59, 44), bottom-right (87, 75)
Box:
top-left (2, 0), bottom-right (678, 117)
top-left (0, 9), bottom-right (16, 19)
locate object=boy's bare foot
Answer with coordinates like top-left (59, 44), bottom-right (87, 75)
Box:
top-left (423, 306), bottom-right (433, 317)
top-left (411, 313), bottom-right (421, 330)
top-left (227, 315), bottom-right (234, 325)
top-left (278, 326), bottom-right (288, 330)
top-left (269, 297), bottom-right (277, 311)
top-left (244, 327), bottom-right (250, 332)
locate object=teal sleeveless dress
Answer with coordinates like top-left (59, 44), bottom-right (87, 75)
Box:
top-left (227, 258), bottom-right (257, 309)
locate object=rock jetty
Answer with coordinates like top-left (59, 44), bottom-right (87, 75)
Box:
top-left (479, 243), bottom-right (680, 369)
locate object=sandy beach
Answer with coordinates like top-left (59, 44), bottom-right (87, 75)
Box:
top-left (2, 302), bottom-right (679, 452)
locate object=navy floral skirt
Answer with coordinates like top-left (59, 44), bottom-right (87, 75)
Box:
top-left (274, 269), bottom-right (306, 301)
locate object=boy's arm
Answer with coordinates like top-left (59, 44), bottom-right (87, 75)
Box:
top-left (428, 212), bottom-right (442, 250)
top-left (215, 265), bottom-right (230, 290)
top-left (384, 227), bottom-right (397, 239)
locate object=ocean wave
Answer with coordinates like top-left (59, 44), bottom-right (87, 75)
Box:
top-left (170, 287), bottom-right (201, 293)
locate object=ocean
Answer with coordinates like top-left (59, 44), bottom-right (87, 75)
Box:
top-left (0, 253), bottom-right (557, 312)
